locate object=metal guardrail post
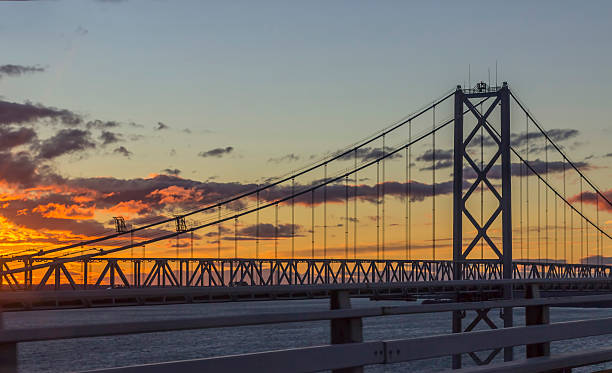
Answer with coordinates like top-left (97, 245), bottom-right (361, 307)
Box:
top-left (330, 290), bottom-right (363, 373)
top-left (0, 309), bottom-right (17, 373)
top-left (525, 284), bottom-right (550, 358)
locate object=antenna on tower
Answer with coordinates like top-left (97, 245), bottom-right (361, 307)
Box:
top-left (468, 64), bottom-right (471, 89)
top-left (495, 60), bottom-right (498, 87)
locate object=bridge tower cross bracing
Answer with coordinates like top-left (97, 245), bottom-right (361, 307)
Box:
top-left (452, 82), bottom-right (513, 368)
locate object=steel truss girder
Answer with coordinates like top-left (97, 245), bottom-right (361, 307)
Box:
top-left (1, 258), bottom-right (611, 291)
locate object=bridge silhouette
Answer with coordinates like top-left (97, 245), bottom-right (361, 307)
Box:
top-left (1, 82), bottom-right (612, 371)
top-left (1, 82), bottom-right (609, 290)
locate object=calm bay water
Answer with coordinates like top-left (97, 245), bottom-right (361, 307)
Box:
top-left (4, 299), bottom-right (612, 372)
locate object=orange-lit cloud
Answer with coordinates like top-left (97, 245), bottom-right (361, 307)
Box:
top-left (33, 203), bottom-right (95, 220)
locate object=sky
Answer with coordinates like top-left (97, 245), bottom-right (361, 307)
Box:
top-left (0, 0), bottom-right (611, 266)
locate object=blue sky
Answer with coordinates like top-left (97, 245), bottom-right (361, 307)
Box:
top-left (0, 0), bottom-right (610, 181)
top-left (0, 0), bottom-right (610, 259)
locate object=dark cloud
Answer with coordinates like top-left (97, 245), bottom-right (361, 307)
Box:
top-left (268, 153), bottom-right (300, 163)
top-left (235, 223), bottom-right (302, 239)
top-left (470, 129), bottom-right (579, 152)
top-left (420, 159), bottom-right (454, 171)
top-left (339, 146), bottom-right (401, 162)
top-left (161, 168), bottom-right (181, 176)
top-left (198, 146), bottom-right (234, 158)
top-left (416, 149), bottom-right (453, 170)
top-left (99, 131), bottom-right (121, 146)
top-left (463, 159), bottom-right (590, 179)
top-left (37, 129), bottom-right (96, 159)
top-left (113, 146), bottom-right (132, 158)
top-left (0, 64), bottom-right (45, 79)
top-left (155, 122), bottom-right (169, 131)
top-left (569, 188), bottom-right (612, 213)
top-left (0, 126), bottom-right (37, 151)
top-left (0, 151), bottom-right (41, 186)
top-left (86, 120), bottom-right (120, 130)
top-left (416, 149), bottom-right (453, 162)
top-left (0, 100), bottom-right (82, 126)
top-left (513, 129), bottom-right (579, 148)
top-left (468, 134), bottom-right (498, 148)
top-left (605, 153), bottom-right (612, 158)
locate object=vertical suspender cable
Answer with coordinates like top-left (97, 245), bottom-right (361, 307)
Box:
top-left (345, 175), bottom-right (349, 259)
top-left (555, 192), bottom-right (558, 261)
top-left (218, 206), bottom-right (221, 259)
top-left (323, 163), bottom-right (327, 259)
top-left (538, 174), bottom-right (541, 262)
top-left (291, 178), bottom-right (295, 259)
top-left (354, 150), bottom-right (357, 259)
top-left (382, 134), bottom-right (386, 260)
top-left (586, 194), bottom-right (589, 265)
top-left (580, 178), bottom-right (584, 264)
top-left (234, 218), bottom-right (238, 258)
top-left (526, 114), bottom-right (530, 261)
top-left (256, 191), bottom-right (260, 259)
top-left (311, 189), bottom-right (315, 259)
top-left (190, 230), bottom-right (194, 259)
top-left (520, 159), bottom-right (523, 260)
top-left (597, 193), bottom-right (600, 265)
top-left (432, 105), bottom-right (436, 261)
top-left (563, 161), bottom-right (567, 263)
top-left (408, 121), bottom-right (412, 260)
top-left (275, 203), bottom-right (278, 260)
top-left (376, 161), bottom-right (380, 260)
top-left (545, 138), bottom-right (549, 260)
top-left (571, 191), bottom-right (574, 264)
top-left (405, 144), bottom-right (409, 260)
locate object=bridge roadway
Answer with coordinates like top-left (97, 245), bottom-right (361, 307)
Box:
top-left (2, 277), bottom-right (612, 312)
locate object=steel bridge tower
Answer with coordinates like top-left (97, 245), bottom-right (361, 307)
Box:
top-left (452, 82), bottom-right (513, 367)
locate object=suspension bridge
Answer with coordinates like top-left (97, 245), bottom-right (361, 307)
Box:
top-left (1, 82), bottom-right (612, 372)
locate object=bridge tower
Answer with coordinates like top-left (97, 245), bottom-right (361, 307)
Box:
top-left (452, 82), bottom-right (513, 367)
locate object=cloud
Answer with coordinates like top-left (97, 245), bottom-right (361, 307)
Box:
top-left (99, 131), bottom-right (121, 146)
top-left (268, 153), bottom-right (300, 164)
top-left (233, 223), bottom-right (303, 239)
top-left (416, 149), bottom-right (454, 170)
top-left (568, 188), bottom-right (612, 213)
top-left (161, 168), bottom-right (181, 176)
top-left (605, 153), bottom-right (612, 158)
top-left (198, 146), bottom-right (234, 158)
top-left (86, 120), bottom-right (120, 130)
top-left (470, 129), bottom-right (579, 153)
top-left (0, 126), bottom-right (37, 151)
top-left (420, 159), bottom-right (454, 171)
top-left (113, 146), bottom-right (132, 158)
top-left (339, 146), bottom-right (402, 162)
top-left (155, 122), bottom-right (169, 131)
top-left (0, 151), bottom-right (42, 186)
top-left (416, 149), bottom-right (453, 162)
top-left (513, 129), bottom-right (579, 148)
top-left (0, 100), bottom-right (81, 126)
top-left (463, 159), bottom-right (590, 179)
top-left (0, 64), bottom-right (45, 79)
top-left (37, 129), bottom-right (96, 159)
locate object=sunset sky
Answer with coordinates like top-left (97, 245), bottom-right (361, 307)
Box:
top-left (1, 1), bottom-right (611, 265)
